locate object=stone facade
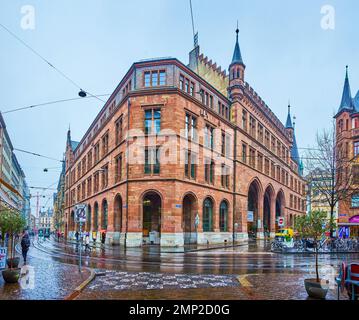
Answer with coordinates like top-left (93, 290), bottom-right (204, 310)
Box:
top-left (62, 32), bottom-right (306, 247)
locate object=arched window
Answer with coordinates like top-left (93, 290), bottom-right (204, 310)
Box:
top-left (101, 200), bottom-right (108, 230)
top-left (93, 202), bottom-right (99, 231)
top-left (203, 198), bottom-right (213, 232)
top-left (219, 201), bottom-right (228, 232)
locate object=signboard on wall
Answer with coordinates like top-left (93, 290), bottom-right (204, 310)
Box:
top-left (278, 217), bottom-right (285, 227)
top-left (247, 211), bottom-right (254, 222)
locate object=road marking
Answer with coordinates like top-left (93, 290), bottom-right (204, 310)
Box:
top-left (237, 275), bottom-right (252, 287)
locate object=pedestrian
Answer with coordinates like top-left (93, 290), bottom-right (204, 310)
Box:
top-left (92, 231), bottom-right (97, 244)
top-left (75, 231), bottom-right (79, 242)
top-left (21, 230), bottom-right (31, 265)
top-left (85, 233), bottom-right (91, 252)
top-left (101, 231), bottom-right (106, 245)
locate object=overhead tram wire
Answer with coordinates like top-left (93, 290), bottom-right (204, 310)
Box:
top-left (0, 22), bottom-right (105, 103)
top-left (1, 94), bottom-right (111, 115)
top-left (13, 148), bottom-right (63, 163)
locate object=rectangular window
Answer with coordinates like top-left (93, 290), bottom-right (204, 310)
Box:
top-left (94, 143), bottom-right (100, 163)
top-left (179, 75), bottom-right (184, 90)
top-left (257, 153), bottom-right (263, 172)
top-left (204, 125), bottom-right (214, 149)
top-left (144, 108), bottom-right (161, 135)
top-left (242, 144), bottom-right (247, 163)
top-left (265, 158), bottom-right (270, 175)
top-left (258, 124), bottom-right (264, 143)
top-left (102, 133), bottom-right (109, 157)
top-left (242, 110), bottom-right (247, 131)
top-left (94, 172), bottom-right (99, 193)
top-left (87, 177), bottom-right (92, 197)
top-left (185, 113), bottom-right (197, 141)
top-left (204, 159), bottom-right (215, 184)
top-left (144, 70), bottom-right (166, 87)
top-left (115, 154), bottom-right (122, 183)
top-left (249, 116), bottom-right (256, 138)
top-left (265, 130), bottom-right (270, 148)
top-left (87, 150), bottom-right (92, 169)
top-left (249, 148), bottom-right (256, 168)
top-left (221, 164), bottom-right (230, 188)
top-left (144, 147), bottom-right (160, 175)
top-left (190, 82), bottom-right (195, 96)
top-left (115, 116), bottom-right (123, 145)
top-left (184, 150), bottom-right (196, 179)
top-left (102, 165), bottom-right (108, 189)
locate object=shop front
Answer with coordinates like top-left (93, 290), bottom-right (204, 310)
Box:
top-left (338, 215), bottom-right (359, 238)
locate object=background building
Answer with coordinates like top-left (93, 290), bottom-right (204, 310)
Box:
top-left (53, 159), bottom-right (66, 232)
top-left (39, 208), bottom-right (54, 230)
top-left (334, 66), bottom-right (359, 238)
top-left (0, 113), bottom-right (30, 222)
top-left (62, 29), bottom-right (306, 247)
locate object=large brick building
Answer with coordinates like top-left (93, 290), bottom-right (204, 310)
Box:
top-left (63, 29), bottom-right (306, 246)
top-left (335, 66), bottom-right (359, 238)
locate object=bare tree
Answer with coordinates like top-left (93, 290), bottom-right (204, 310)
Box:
top-left (305, 125), bottom-right (359, 236)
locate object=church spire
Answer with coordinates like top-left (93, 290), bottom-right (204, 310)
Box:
top-left (285, 104), bottom-right (293, 129)
top-left (337, 65), bottom-right (353, 115)
top-left (231, 23), bottom-right (244, 66)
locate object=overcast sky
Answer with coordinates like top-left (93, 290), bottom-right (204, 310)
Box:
top-left (0, 0), bottom-right (358, 214)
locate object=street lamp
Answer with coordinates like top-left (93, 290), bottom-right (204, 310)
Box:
top-left (78, 90), bottom-right (87, 98)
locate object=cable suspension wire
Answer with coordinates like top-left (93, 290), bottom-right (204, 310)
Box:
top-left (0, 22), bottom-right (105, 103)
top-left (1, 94), bottom-right (110, 114)
top-left (13, 148), bottom-right (63, 162)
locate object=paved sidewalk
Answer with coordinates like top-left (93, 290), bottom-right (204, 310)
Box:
top-left (77, 270), bottom-right (349, 300)
top-left (0, 247), bottom-right (91, 300)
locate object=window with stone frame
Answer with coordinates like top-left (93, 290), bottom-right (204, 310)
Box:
top-left (87, 150), bottom-right (93, 170)
top-left (184, 150), bottom-right (197, 180)
top-left (94, 172), bottom-right (99, 193)
top-left (271, 135), bottom-right (276, 153)
top-left (249, 148), bottom-right (256, 168)
top-left (242, 143), bottom-right (247, 164)
top-left (185, 113), bottom-right (197, 141)
top-left (249, 116), bottom-right (256, 138)
top-left (102, 165), bottom-right (109, 189)
top-left (242, 109), bottom-right (248, 132)
top-left (257, 152), bottom-right (263, 172)
top-left (264, 130), bottom-right (270, 149)
top-left (115, 154), bottom-right (123, 183)
top-left (144, 147), bottom-right (160, 175)
top-left (271, 161), bottom-right (275, 178)
top-left (77, 185), bottom-right (81, 203)
top-left (204, 158), bottom-right (215, 185)
top-left (264, 158), bottom-right (270, 175)
top-left (82, 181), bottom-right (86, 200)
top-left (144, 108), bottom-right (161, 135)
top-left (82, 158), bottom-right (86, 175)
top-left (94, 143), bottom-right (100, 164)
top-left (115, 116), bottom-right (123, 145)
top-left (257, 123), bottom-right (264, 144)
top-left (102, 133), bottom-right (109, 157)
top-left (221, 164), bottom-right (230, 189)
top-left (87, 177), bottom-right (92, 197)
top-left (144, 70), bottom-right (166, 87)
top-left (204, 124), bottom-right (214, 150)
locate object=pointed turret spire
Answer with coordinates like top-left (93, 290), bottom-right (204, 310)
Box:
top-left (337, 65), bottom-right (353, 114)
top-left (285, 104), bottom-right (293, 129)
top-left (291, 115), bottom-right (300, 165)
top-left (231, 23), bottom-right (244, 66)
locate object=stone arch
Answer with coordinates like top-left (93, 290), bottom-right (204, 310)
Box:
top-left (263, 185), bottom-right (275, 234)
top-left (113, 194), bottom-right (123, 232)
top-left (182, 192), bottom-right (199, 244)
top-left (142, 190), bottom-right (162, 244)
top-left (219, 199), bottom-right (230, 232)
top-left (93, 202), bottom-right (99, 232)
top-left (203, 196), bottom-right (215, 232)
top-left (275, 189), bottom-right (286, 231)
top-left (247, 178), bottom-right (263, 237)
top-left (101, 199), bottom-right (108, 231)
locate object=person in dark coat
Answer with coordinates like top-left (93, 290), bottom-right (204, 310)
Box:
top-left (21, 231), bottom-right (31, 265)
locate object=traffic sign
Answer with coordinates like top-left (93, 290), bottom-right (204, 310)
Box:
top-left (75, 204), bottom-right (87, 223)
top-left (0, 247), bottom-right (7, 270)
top-left (278, 217), bottom-right (285, 227)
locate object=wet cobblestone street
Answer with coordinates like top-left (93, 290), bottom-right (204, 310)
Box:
top-left (0, 246), bottom-right (90, 300)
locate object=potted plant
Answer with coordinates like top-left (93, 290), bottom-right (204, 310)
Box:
top-left (0, 208), bottom-right (26, 283)
top-left (295, 210), bottom-right (334, 299)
